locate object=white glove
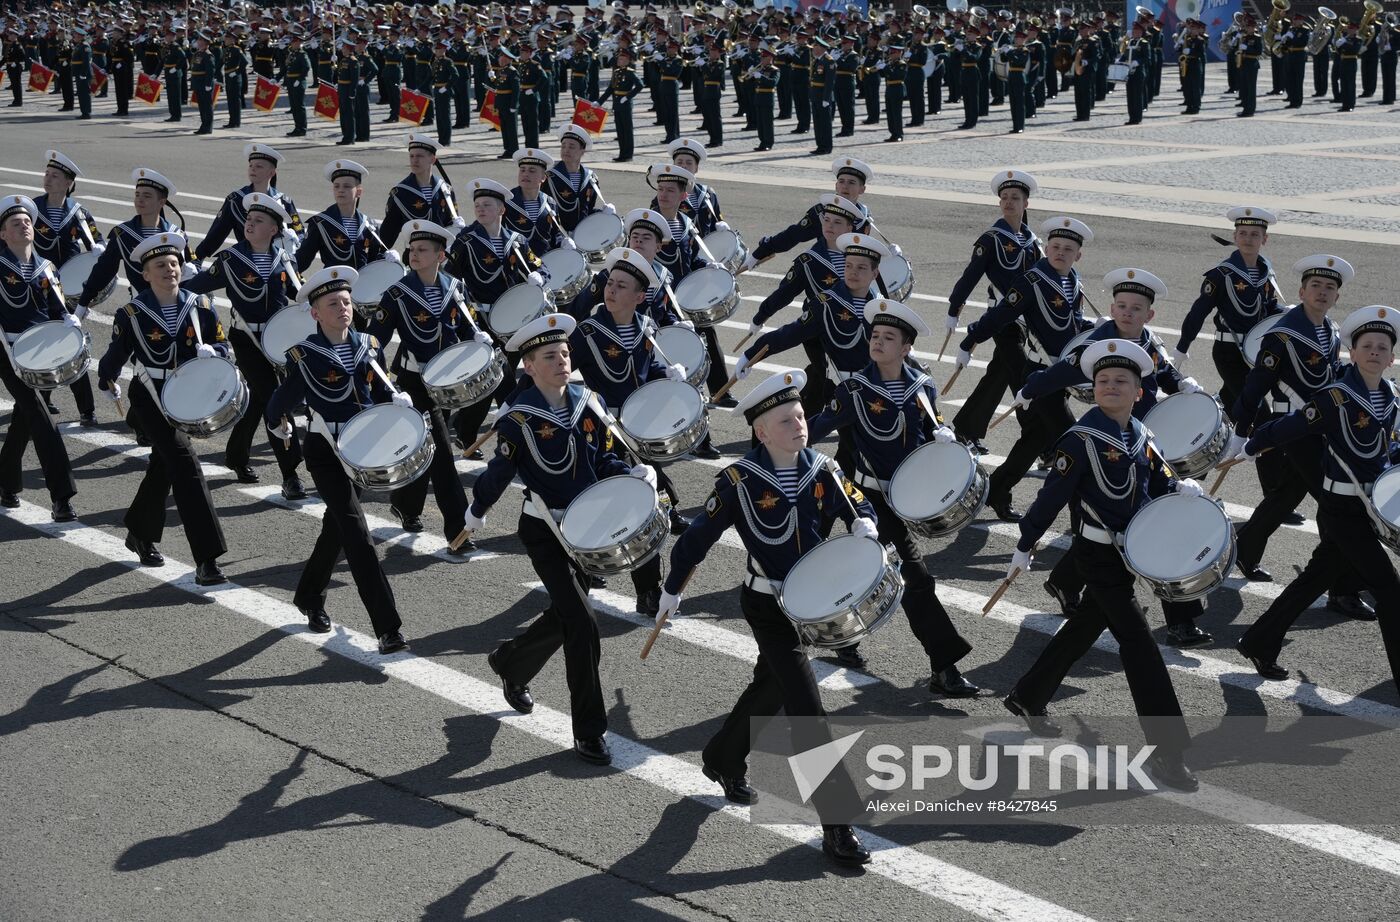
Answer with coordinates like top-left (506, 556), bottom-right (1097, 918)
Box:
top-left (602, 203), bottom-right (617, 216)
top-left (1178, 376), bottom-right (1204, 396)
top-left (747, 320), bottom-right (763, 337)
top-left (1011, 389), bottom-right (1032, 410)
top-left (716, 221), bottom-right (731, 232)
top-left (733, 352), bottom-right (754, 380)
top-left (104, 382), bottom-right (122, 403)
top-left (278, 228), bottom-right (300, 254)
top-left (956, 348), bottom-right (972, 370)
top-left (657, 590), bottom-right (682, 622)
top-left (383, 249), bottom-right (402, 265)
top-left (1009, 547), bottom-right (1034, 578)
top-left (739, 252), bottom-right (758, 273)
top-left (181, 262), bottom-right (198, 281)
top-left (944, 314), bottom-right (959, 332)
top-left (473, 329), bottom-right (494, 346)
top-left (451, 216), bottom-right (467, 230)
top-left (1170, 346), bottom-right (1189, 368)
top-left (269, 418), bottom-right (293, 441)
top-left (391, 390), bottom-right (414, 408)
top-left (562, 237), bottom-right (579, 252)
top-left (63, 312), bottom-right (82, 329)
top-left (464, 508), bottom-right (486, 533)
top-left (195, 343), bottom-right (216, 359)
top-left (891, 243), bottom-right (904, 258)
top-left (1174, 478), bottom-right (1204, 498)
top-left (665, 363), bottom-right (687, 382)
top-left (676, 319), bottom-right (696, 331)
top-left (876, 60), bottom-right (886, 70)
top-left (630, 463), bottom-right (658, 488)
top-left (527, 271), bottom-right (545, 288)
top-left (1225, 432), bottom-right (1248, 462)
top-left (90, 242), bottom-right (106, 256)
top-left (851, 516), bottom-right (878, 540)
top-left (933, 425), bottom-right (957, 444)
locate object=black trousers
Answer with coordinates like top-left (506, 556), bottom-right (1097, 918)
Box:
top-left (1240, 493), bottom-right (1400, 692)
top-left (953, 322), bottom-right (1026, 441)
top-left (1313, 49), bottom-right (1330, 96)
top-left (389, 369), bottom-right (467, 540)
top-left (295, 432), bottom-right (402, 637)
top-left (960, 67), bottom-right (979, 126)
top-left (227, 329), bottom-right (302, 479)
top-left (1047, 521), bottom-right (1201, 629)
top-left (493, 511), bottom-right (660, 740)
top-left (1238, 61), bottom-right (1258, 116)
top-left (988, 388), bottom-right (1073, 507)
top-left (700, 326), bottom-right (729, 397)
top-left (452, 353), bottom-right (517, 448)
top-left (124, 379), bottom-right (226, 564)
top-left (0, 347), bottom-right (77, 502)
top-left (1213, 338), bottom-right (1284, 494)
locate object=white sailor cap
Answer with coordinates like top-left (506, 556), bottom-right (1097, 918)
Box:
top-left (559, 122), bottom-right (593, 151)
top-left (864, 298), bottom-right (930, 338)
top-left (667, 137), bottom-right (706, 164)
top-left (1041, 215), bottom-right (1093, 246)
top-left (0, 194), bottom-right (38, 224)
top-left (1079, 338), bottom-right (1153, 380)
top-left (1103, 268), bottom-right (1167, 303)
top-left (241, 192), bottom-right (291, 226)
top-left (837, 231), bottom-right (890, 264)
top-left (831, 156), bottom-right (872, 183)
top-left (469, 177), bottom-right (510, 201)
top-left (1226, 205), bottom-right (1276, 227)
top-left (1340, 305), bottom-right (1399, 345)
top-left (736, 370), bottom-right (808, 425)
top-left (507, 311), bottom-right (576, 354)
top-left (406, 220), bottom-right (452, 247)
top-left (45, 149), bottom-right (81, 179)
top-left (243, 142), bottom-right (284, 165)
top-left (648, 162), bottom-right (695, 189)
top-left (130, 231), bottom-right (188, 265)
top-left (1294, 254), bottom-right (1354, 287)
top-left (513, 147), bottom-right (554, 170)
top-left (624, 208), bottom-right (673, 244)
top-left (991, 168), bottom-right (1038, 196)
top-left (407, 132), bottom-right (439, 153)
top-left (324, 159), bottom-right (368, 183)
top-left (819, 193), bottom-right (862, 226)
top-left (132, 167), bottom-right (177, 198)
top-left (604, 247), bottom-right (661, 290)
top-left (301, 265), bottom-right (359, 304)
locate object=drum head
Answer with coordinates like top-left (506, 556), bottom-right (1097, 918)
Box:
top-left (12, 322), bottom-right (85, 372)
top-left (162, 357), bottom-right (240, 422)
top-left (879, 254), bottom-right (912, 290)
top-left (674, 266), bottom-right (735, 312)
top-left (561, 476), bottom-right (656, 550)
top-left (491, 284), bottom-right (551, 337)
top-left (422, 340), bottom-right (493, 387)
top-left (888, 442), bottom-right (976, 519)
top-left (350, 260), bottom-right (406, 306)
top-left (541, 248), bottom-right (588, 289)
top-left (1372, 468), bottom-right (1400, 527)
top-left (1123, 494), bottom-right (1230, 581)
top-left (337, 404), bottom-right (427, 468)
top-left (781, 535), bottom-right (885, 623)
top-left (1143, 393), bottom-right (1221, 461)
top-left (574, 212), bottom-right (624, 251)
top-left (654, 326), bottom-right (706, 376)
top-left (1059, 320), bottom-right (1107, 362)
top-left (1244, 315), bottom-right (1286, 367)
top-left (58, 249), bottom-right (101, 292)
top-left (620, 379), bottom-right (702, 440)
top-left (702, 229), bottom-right (740, 262)
top-left (261, 305), bottom-right (316, 365)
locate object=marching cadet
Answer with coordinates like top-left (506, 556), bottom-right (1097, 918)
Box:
top-left (518, 42), bottom-right (546, 149)
top-left (183, 192), bottom-right (307, 499)
top-left (221, 29), bottom-right (247, 129)
top-left (808, 300), bottom-right (980, 695)
top-left (430, 40), bottom-right (456, 148)
top-left (661, 138), bottom-right (725, 237)
top-left (111, 23), bottom-right (135, 116)
top-left (835, 33), bottom-right (859, 136)
top-left (281, 28), bottom-right (311, 137)
top-left (1226, 255), bottom-right (1374, 619)
top-left (507, 148), bottom-right (568, 259)
top-left (162, 27), bottom-right (187, 124)
top-left (264, 266), bottom-right (411, 654)
top-left (78, 168), bottom-right (192, 314)
top-left (1003, 338), bottom-right (1201, 793)
top-left (955, 216), bottom-right (1096, 522)
top-left (565, 208), bottom-right (679, 332)
top-left (656, 369), bottom-right (874, 867)
top-left (378, 135), bottom-right (463, 250)
top-left (353, 32), bottom-right (377, 143)
top-left (743, 156), bottom-right (873, 271)
top-left (808, 37), bottom-right (835, 155)
top-left (1234, 305), bottom-right (1400, 689)
top-left (296, 161), bottom-right (392, 274)
top-left (334, 36), bottom-right (359, 146)
top-left (492, 46), bottom-right (522, 161)
top-left (69, 27), bottom-right (92, 119)
top-left (645, 163), bottom-right (711, 286)
top-left (463, 312), bottom-right (661, 766)
top-left (0, 195), bottom-right (79, 522)
top-left (367, 220), bottom-right (492, 547)
top-left (880, 43), bottom-right (907, 143)
top-left (746, 46), bottom-right (779, 153)
top-left (196, 144), bottom-right (303, 263)
top-left (945, 170), bottom-right (1043, 456)
top-left (545, 124), bottom-right (608, 233)
top-left (95, 231), bottom-right (229, 586)
top-left (609, 46), bottom-right (643, 163)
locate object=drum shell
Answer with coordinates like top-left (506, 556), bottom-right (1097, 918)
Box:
top-left (701, 229), bottom-right (749, 275)
top-left (1120, 494), bottom-right (1237, 601)
top-left (1366, 467), bottom-right (1400, 553)
top-left (486, 282), bottom-right (553, 339)
top-left (1243, 314), bottom-right (1286, 369)
top-left (560, 476), bottom-right (669, 576)
top-left (1058, 321), bottom-right (1107, 405)
top-left (879, 255), bottom-right (915, 302)
top-left (777, 535), bottom-right (905, 649)
top-left (350, 259), bottom-right (407, 315)
top-left (10, 321), bottom-right (91, 389)
top-left (1142, 393), bottom-right (1228, 480)
top-left (59, 250), bottom-right (116, 310)
top-left (540, 248), bottom-right (592, 303)
top-left (653, 325), bottom-right (710, 390)
top-left (335, 406), bottom-right (436, 490)
top-left (421, 342), bottom-right (506, 410)
top-left (619, 379), bottom-right (710, 462)
top-left (673, 265), bottom-right (740, 328)
top-left (160, 357), bottom-right (251, 439)
top-left (888, 442), bottom-right (990, 539)
top-left (259, 305), bottom-right (316, 368)
top-left (574, 212), bottom-right (626, 268)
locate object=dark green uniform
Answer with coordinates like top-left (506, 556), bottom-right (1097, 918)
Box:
top-left (493, 62), bottom-right (520, 158)
top-left (163, 42), bottom-right (186, 122)
top-left (221, 40), bottom-right (246, 127)
top-left (610, 62), bottom-right (642, 161)
top-left (282, 43), bottom-right (310, 135)
top-left (191, 46), bottom-right (216, 133)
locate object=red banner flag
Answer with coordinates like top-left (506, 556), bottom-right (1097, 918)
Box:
top-left (134, 72), bottom-right (162, 105)
top-left (314, 83), bottom-right (340, 121)
top-left (191, 81), bottom-right (222, 106)
top-left (28, 62), bottom-right (55, 93)
top-left (252, 75), bottom-right (281, 112)
top-left (479, 89), bottom-right (501, 132)
top-left (571, 99), bottom-right (608, 136)
top-left (398, 87), bottom-right (430, 126)
top-left (88, 65), bottom-right (107, 95)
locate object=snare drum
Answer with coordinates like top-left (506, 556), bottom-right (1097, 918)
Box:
top-left (488, 282), bottom-right (553, 340)
top-left (335, 403), bottom-right (435, 490)
top-left (9, 321), bottom-right (91, 389)
top-left (672, 265), bottom-right (739, 328)
top-left (1057, 321), bottom-right (1107, 404)
top-left (1142, 392), bottom-right (1228, 479)
top-left (259, 304), bottom-right (316, 368)
top-left (701, 228), bottom-right (749, 275)
top-left (59, 249), bottom-right (115, 310)
top-left (1106, 62), bottom-right (1130, 82)
top-left (420, 340), bottom-right (504, 409)
top-left (159, 356), bottom-right (250, 438)
top-left (541, 247), bottom-right (591, 304)
top-left (1367, 466), bottom-right (1400, 553)
top-left (653, 325), bottom-right (709, 390)
top-left (778, 534), bottom-right (905, 648)
top-left (350, 258), bottom-right (406, 315)
top-left (993, 57), bottom-right (1010, 81)
top-left (879, 253), bottom-right (915, 302)
top-left (887, 441), bottom-right (990, 538)
top-left (559, 475), bottom-right (669, 576)
top-left (1121, 494), bottom-right (1236, 601)
top-left (1243, 314), bottom-right (1287, 368)
top-left (619, 378), bottom-right (708, 461)
top-left (573, 211), bottom-right (626, 267)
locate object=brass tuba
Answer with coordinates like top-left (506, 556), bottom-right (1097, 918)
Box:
top-left (1307, 7), bottom-right (1337, 56)
top-left (1359, 0), bottom-right (1383, 43)
top-left (1263, 0), bottom-right (1290, 57)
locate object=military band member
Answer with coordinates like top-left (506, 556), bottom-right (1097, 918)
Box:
top-left (4, 28), bottom-right (25, 108)
top-left (609, 47), bottom-right (644, 163)
top-left (69, 28), bottom-right (92, 119)
top-left (1234, 16), bottom-right (1262, 118)
top-left (565, 208), bottom-right (675, 329)
top-left (746, 47), bottom-right (779, 153)
top-left (264, 266), bottom-right (411, 654)
top-left (508, 148), bottom-right (568, 259)
top-left (956, 25), bottom-right (982, 129)
top-left (431, 41), bottom-right (456, 148)
top-left (296, 161), bottom-right (392, 274)
top-left (465, 313), bottom-right (662, 766)
top-left (835, 33), bottom-right (860, 135)
top-left (545, 124), bottom-right (607, 233)
top-left (0, 195), bottom-right (79, 521)
top-left (646, 163), bottom-right (710, 287)
top-left (699, 42), bottom-right (726, 148)
top-left (657, 39), bottom-right (684, 144)
top-left (379, 26), bottom-right (404, 123)
top-left (334, 37), bottom-right (359, 146)
top-left (492, 47), bottom-right (522, 161)
top-left (656, 369), bottom-right (874, 867)
top-left (1072, 21), bottom-right (1099, 121)
top-left (378, 135), bottom-right (463, 250)
top-left (743, 157), bottom-right (872, 272)
top-left (282, 29), bottom-right (311, 138)
top-left (197, 145), bottom-right (303, 263)
top-left (1336, 20), bottom-right (1362, 113)
top-left (880, 43), bottom-right (906, 143)
top-left (518, 43), bottom-right (546, 149)
top-left (95, 232), bottom-right (228, 585)
top-left (221, 29), bottom-right (247, 129)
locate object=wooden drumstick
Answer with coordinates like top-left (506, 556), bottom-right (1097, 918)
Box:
top-left (449, 526), bottom-right (473, 552)
top-left (731, 327), bottom-right (758, 353)
top-left (461, 426), bottom-right (497, 460)
top-left (936, 328), bottom-right (954, 362)
top-left (982, 567), bottom-right (1022, 616)
top-left (640, 568), bottom-right (697, 660)
top-left (1208, 449), bottom-right (1267, 496)
top-left (942, 361), bottom-right (966, 395)
top-left (987, 402), bottom-right (1019, 432)
top-left (709, 344), bottom-right (769, 405)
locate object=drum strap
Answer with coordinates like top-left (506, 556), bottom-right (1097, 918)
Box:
top-left (309, 410), bottom-right (347, 443)
top-left (742, 559), bottom-right (778, 595)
